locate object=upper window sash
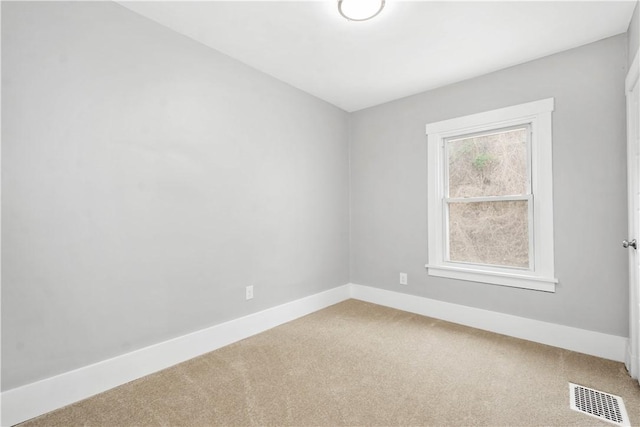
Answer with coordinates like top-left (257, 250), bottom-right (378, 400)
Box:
top-left (443, 123), bottom-right (533, 199)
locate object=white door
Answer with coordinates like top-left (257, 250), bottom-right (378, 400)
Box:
top-left (625, 52), bottom-right (640, 383)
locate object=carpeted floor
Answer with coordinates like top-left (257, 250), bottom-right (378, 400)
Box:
top-left (20, 299), bottom-right (640, 426)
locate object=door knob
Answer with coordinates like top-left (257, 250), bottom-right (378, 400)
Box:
top-left (623, 239), bottom-right (637, 249)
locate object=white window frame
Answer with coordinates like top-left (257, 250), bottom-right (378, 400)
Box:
top-left (425, 98), bottom-right (557, 292)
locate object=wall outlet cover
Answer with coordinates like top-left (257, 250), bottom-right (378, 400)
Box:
top-left (400, 273), bottom-right (408, 285)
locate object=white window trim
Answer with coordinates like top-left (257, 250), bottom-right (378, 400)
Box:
top-left (425, 98), bottom-right (557, 292)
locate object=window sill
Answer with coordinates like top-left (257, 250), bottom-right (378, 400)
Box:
top-left (425, 264), bottom-right (557, 292)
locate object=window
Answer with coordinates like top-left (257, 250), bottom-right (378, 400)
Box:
top-left (426, 98), bottom-right (557, 292)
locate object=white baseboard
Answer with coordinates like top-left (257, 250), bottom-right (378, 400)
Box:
top-left (0, 284), bottom-right (351, 427)
top-left (2, 283), bottom-right (629, 426)
top-left (349, 283), bottom-right (628, 363)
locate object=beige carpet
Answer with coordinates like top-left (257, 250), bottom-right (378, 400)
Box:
top-left (20, 299), bottom-right (640, 426)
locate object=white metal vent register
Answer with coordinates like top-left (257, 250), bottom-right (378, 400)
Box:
top-left (569, 383), bottom-right (630, 427)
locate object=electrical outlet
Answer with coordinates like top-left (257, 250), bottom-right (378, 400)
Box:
top-left (400, 272), bottom-right (408, 285)
top-left (246, 285), bottom-right (254, 300)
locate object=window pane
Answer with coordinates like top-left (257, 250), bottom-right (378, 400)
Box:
top-left (448, 200), bottom-right (529, 268)
top-left (447, 127), bottom-right (528, 198)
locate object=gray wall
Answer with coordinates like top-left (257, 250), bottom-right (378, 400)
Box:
top-left (350, 34), bottom-right (629, 337)
top-left (2, 1), bottom-right (350, 390)
top-left (629, 2), bottom-right (639, 65)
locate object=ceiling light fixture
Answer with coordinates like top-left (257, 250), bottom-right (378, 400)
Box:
top-left (338, 0), bottom-right (385, 22)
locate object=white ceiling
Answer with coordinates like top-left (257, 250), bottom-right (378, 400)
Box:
top-left (119, 1), bottom-right (637, 112)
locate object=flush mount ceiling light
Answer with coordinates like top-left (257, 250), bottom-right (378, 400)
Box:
top-left (338, 0), bottom-right (386, 22)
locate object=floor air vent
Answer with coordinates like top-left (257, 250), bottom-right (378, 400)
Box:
top-left (569, 383), bottom-right (630, 427)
